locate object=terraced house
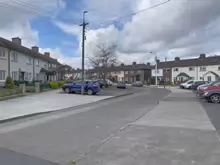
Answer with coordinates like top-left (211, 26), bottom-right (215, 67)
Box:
top-left (0, 37), bottom-right (61, 83)
top-left (151, 54), bottom-right (220, 84)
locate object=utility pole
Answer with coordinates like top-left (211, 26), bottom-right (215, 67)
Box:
top-left (155, 56), bottom-right (158, 87)
top-left (164, 57), bottom-right (167, 89)
top-left (80, 11), bottom-right (88, 95)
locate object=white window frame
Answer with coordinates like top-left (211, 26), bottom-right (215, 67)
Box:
top-left (189, 67), bottom-right (195, 71)
top-left (200, 66), bottom-right (206, 72)
top-left (0, 48), bottom-right (6, 58)
top-left (0, 70), bottom-right (6, 80)
top-left (11, 51), bottom-right (18, 61)
top-left (12, 71), bottom-right (18, 80)
top-left (173, 68), bottom-right (179, 72)
top-left (27, 57), bottom-right (32, 65)
top-left (36, 59), bottom-right (39, 66)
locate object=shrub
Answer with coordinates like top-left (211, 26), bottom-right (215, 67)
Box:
top-left (5, 76), bottom-right (14, 88)
top-left (58, 81), bottom-right (66, 87)
top-left (13, 80), bottom-right (19, 86)
top-left (48, 82), bottom-right (59, 89)
top-left (168, 82), bottom-right (173, 86)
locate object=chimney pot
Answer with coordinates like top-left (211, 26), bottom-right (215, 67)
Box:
top-left (175, 57), bottom-right (180, 61)
top-left (12, 37), bottom-right (22, 45)
top-left (32, 46), bottom-right (39, 53)
top-left (44, 52), bottom-right (50, 57)
top-left (199, 54), bottom-right (206, 59)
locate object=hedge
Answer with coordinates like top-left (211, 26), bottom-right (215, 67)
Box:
top-left (58, 81), bottom-right (66, 87)
top-left (48, 82), bottom-right (59, 89)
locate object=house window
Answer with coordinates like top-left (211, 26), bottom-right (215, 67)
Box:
top-left (0, 48), bottom-right (6, 58)
top-left (200, 77), bottom-right (204, 80)
top-left (189, 67), bottom-right (195, 71)
top-left (218, 66), bottom-right (220, 71)
top-left (0, 70), bottom-right (6, 80)
top-left (11, 51), bottom-right (18, 61)
top-left (173, 68), bottom-right (179, 72)
top-left (27, 57), bottom-right (32, 65)
top-left (166, 68), bottom-right (170, 72)
top-left (208, 76), bottom-right (212, 82)
top-left (36, 59), bottom-right (39, 66)
top-left (29, 73), bottom-right (32, 81)
top-left (125, 71), bottom-right (128, 74)
top-left (44, 64), bottom-right (47, 69)
top-left (12, 71), bottom-right (18, 80)
top-left (200, 66), bottom-right (206, 71)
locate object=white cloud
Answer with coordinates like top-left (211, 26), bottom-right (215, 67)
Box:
top-left (54, 0), bottom-right (220, 66)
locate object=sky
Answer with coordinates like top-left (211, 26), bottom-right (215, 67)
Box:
top-left (1, 0), bottom-right (220, 68)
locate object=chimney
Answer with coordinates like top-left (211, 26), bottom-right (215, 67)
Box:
top-left (199, 54), bottom-right (206, 59)
top-left (147, 62), bottom-right (150, 66)
top-left (44, 52), bottom-right (50, 57)
top-left (175, 57), bottom-right (180, 61)
top-left (121, 63), bottom-right (124, 67)
top-left (12, 37), bottom-right (22, 45)
top-left (132, 62), bottom-right (136, 65)
top-left (32, 46), bottom-right (39, 53)
top-left (156, 59), bottom-right (160, 63)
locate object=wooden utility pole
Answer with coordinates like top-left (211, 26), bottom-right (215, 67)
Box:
top-left (80, 11), bottom-right (88, 95)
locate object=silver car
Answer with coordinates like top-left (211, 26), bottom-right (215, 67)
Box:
top-left (132, 81), bottom-right (143, 87)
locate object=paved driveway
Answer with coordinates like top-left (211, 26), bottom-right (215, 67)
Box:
top-left (0, 89), bottom-right (114, 122)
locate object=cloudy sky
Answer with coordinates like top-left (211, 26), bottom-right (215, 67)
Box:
top-left (1, 0), bottom-right (220, 68)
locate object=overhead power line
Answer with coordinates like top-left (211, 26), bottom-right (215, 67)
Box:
top-left (1, 0), bottom-right (171, 39)
top-left (91, 0), bottom-right (171, 26)
top-left (10, 0), bottom-right (58, 18)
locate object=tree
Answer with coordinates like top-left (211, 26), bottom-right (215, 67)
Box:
top-left (88, 44), bottom-right (118, 80)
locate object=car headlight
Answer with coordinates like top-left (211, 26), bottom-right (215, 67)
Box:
top-left (204, 92), bottom-right (209, 96)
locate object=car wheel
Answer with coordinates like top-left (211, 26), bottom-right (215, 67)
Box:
top-left (64, 87), bottom-right (71, 93)
top-left (87, 89), bottom-right (94, 95)
top-left (210, 94), bottom-right (220, 104)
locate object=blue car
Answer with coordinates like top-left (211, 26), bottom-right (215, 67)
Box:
top-left (62, 80), bottom-right (100, 95)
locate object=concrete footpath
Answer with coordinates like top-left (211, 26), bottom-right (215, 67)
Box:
top-left (0, 89), bottom-right (114, 122)
top-left (78, 88), bottom-right (220, 165)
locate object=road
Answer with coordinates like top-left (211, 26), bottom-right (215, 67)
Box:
top-left (200, 98), bottom-right (220, 136)
top-left (0, 87), bottom-right (169, 165)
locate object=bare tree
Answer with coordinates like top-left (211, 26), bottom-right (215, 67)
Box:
top-left (88, 43), bottom-right (118, 80)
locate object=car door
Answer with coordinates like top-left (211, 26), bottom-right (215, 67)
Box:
top-left (74, 81), bottom-right (82, 92)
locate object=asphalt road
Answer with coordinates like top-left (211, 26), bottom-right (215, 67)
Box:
top-left (199, 98), bottom-right (220, 136)
top-left (191, 89), bottom-right (220, 136)
top-left (0, 87), bottom-right (169, 165)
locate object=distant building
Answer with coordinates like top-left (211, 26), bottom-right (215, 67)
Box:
top-left (151, 54), bottom-right (220, 84)
top-left (86, 62), bottom-right (151, 83)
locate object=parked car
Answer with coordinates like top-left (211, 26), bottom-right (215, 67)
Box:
top-left (117, 81), bottom-right (126, 89)
top-left (62, 80), bottom-right (100, 95)
top-left (132, 81), bottom-right (143, 87)
top-left (191, 81), bottom-right (207, 90)
top-left (180, 80), bottom-right (200, 89)
top-left (200, 81), bottom-right (220, 97)
top-left (96, 79), bottom-right (109, 88)
top-left (203, 89), bottom-right (220, 103)
top-left (106, 79), bottom-right (113, 86)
